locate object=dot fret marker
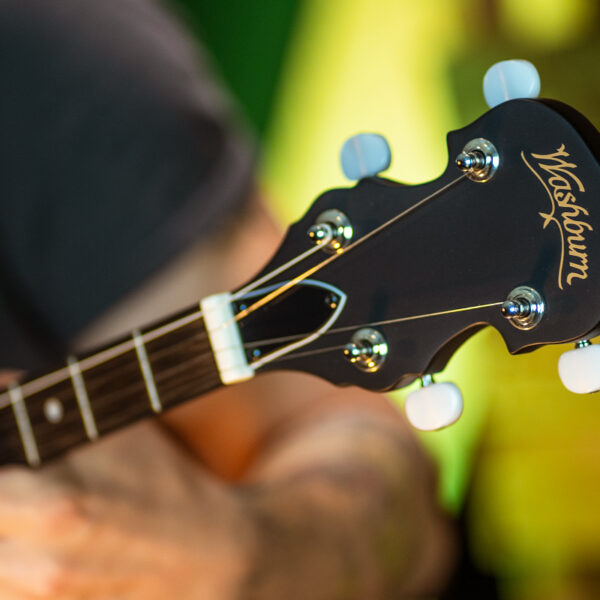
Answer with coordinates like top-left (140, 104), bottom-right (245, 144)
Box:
top-left (43, 397), bottom-right (64, 424)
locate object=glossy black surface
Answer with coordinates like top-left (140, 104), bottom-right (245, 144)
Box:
top-left (235, 281), bottom-right (341, 362)
top-left (242, 99), bottom-right (600, 391)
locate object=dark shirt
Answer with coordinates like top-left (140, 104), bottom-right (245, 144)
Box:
top-left (0, 0), bottom-right (253, 369)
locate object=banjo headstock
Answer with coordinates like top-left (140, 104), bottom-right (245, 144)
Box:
top-left (233, 61), bottom-right (600, 430)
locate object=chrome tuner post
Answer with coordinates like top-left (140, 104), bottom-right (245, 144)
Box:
top-left (343, 328), bottom-right (388, 372)
top-left (307, 209), bottom-right (353, 253)
top-left (501, 286), bottom-right (544, 330)
top-left (421, 373), bottom-right (434, 387)
top-left (455, 138), bottom-right (499, 182)
top-left (307, 222), bottom-right (333, 244)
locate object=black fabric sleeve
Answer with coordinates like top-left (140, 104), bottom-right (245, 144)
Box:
top-left (0, 0), bottom-right (254, 370)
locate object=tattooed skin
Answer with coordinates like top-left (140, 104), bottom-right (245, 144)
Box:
top-left (239, 411), bottom-right (455, 599)
top-left (0, 202), bottom-right (454, 599)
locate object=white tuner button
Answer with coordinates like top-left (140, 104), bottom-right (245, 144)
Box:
top-left (404, 378), bottom-right (463, 431)
top-left (483, 59), bottom-right (540, 108)
top-left (340, 133), bottom-right (391, 180)
top-left (558, 341), bottom-right (600, 394)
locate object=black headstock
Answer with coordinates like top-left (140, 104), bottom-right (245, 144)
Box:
top-left (235, 98), bottom-right (600, 396)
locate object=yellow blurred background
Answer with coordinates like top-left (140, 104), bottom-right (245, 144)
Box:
top-left (174, 0), bottom-right (600, 596)
top-left (263, 1), bottom-right (600, 597)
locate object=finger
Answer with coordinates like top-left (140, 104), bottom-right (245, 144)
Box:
top-left (0, 469), bottom-right (89, 542)
top-left (0, 539), bottom-right (70, 598)
top-left (0, 582), bottom-right (40, 600)
top-left (0, 538), bottom-right (161, 600)
top-left (0, 371), bottom-right (21, 388)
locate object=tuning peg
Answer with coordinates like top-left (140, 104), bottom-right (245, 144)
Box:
top-left (340, 133), bottom-right (391, 180)
top-left (483, 60), bottom-right (540, 108)
top-left (558, 340), bottom-right (600, 394)
top-left (404, 375), bottom-right (463, 431)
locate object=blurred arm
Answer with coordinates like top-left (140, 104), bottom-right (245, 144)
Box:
top-left (0, 197), bottom-right (453, 599)
top-left (156, 197), bottom-right (455, 598)
top-left (239, 383), bottom-right (454, 599)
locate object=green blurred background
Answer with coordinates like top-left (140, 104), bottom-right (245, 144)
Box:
top-left (168, 1), bottom-right (600, 597)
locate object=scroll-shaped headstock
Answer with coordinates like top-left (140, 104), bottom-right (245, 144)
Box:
top-left (234, 64), bottom-right (600, 429)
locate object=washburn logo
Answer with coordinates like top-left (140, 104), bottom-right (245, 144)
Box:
top-left (521, 144), bottom-right (591, 289)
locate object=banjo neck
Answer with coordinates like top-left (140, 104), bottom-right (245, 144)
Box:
top-left (0, 304), bottom-right (223, 467)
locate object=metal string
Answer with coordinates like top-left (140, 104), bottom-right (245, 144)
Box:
top-left (8, 299), bottom-right (503, 451)
top-left (0, 173), bottom-right (469, 413)
top-left (245, 300), bottom-right (503, 350)
top-left (234, 174), bottom-right (468, 322)
top-left (0, 297), bottom-right (499, 415)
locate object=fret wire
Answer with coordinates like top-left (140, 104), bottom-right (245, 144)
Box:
top-left (0, 310), bottom-right (208, 411)
top-left (133, 330), bottom-right (162, 413)
top-left (67, 357), bottom-right (99, 441)
top-left (31, 400), bottom-right (154, 454)
top-left (147, 338), bottom-right (220, 407)
top-left (0, 294), bottom-right (503, 420)
top-left (0, 245), bottom-right (319, 415)
top-left (233, 174), bottom-right (468, 323)
top-left (32, 400), bottom-right (147, 453)
top-left (0, 174), bottom-right (473, 418)
top-left (45, 328), bottom-right (213, 449)
top-left (133, 333), bottom-right (210, 365)
top-left (0, 301), bottom-right (489, 422)
top-left (38, 335), bottom-right (211, 454)
top-left (0, 333), bottom-right (220, 458)
top-left (27, 405), bottom-right (151, 455)
top-left (0, 315), bottom-right (220, 465)
top-left (8, 385), bottom-right (40, 467)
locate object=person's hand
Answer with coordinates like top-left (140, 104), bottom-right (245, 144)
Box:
top-left (0, 422), bottom-right (253, 600)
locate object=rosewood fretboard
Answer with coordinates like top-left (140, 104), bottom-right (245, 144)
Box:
top-left (0, 306), bottom-right (222, 467)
